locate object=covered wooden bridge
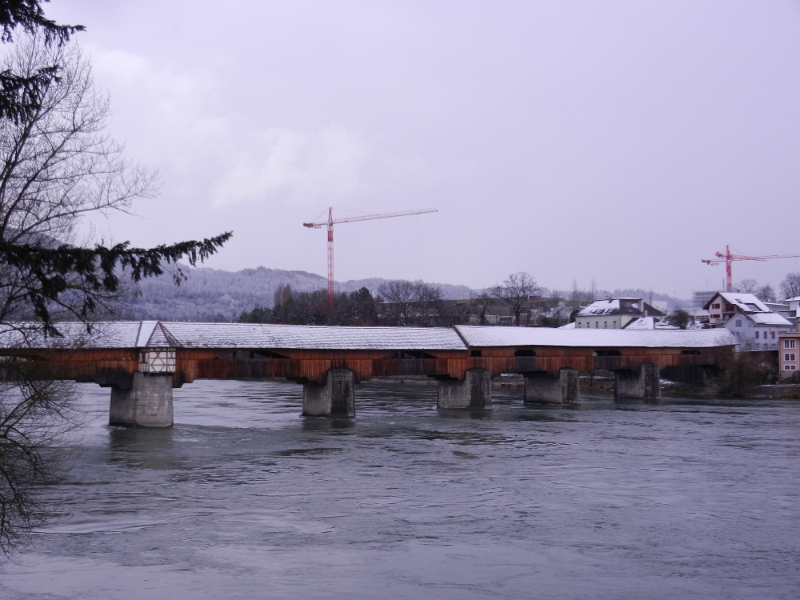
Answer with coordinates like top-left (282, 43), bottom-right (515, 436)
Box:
top-left (1, 321), bottom-right (735, 427)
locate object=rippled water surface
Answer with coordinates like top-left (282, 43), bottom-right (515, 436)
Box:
top-left (2, 380), bottom-right (799, 599)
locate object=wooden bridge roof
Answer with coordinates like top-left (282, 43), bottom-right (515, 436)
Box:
top-left (0, 321), bottom-right (468, 351)
top-left (454, 325), bottom-right (736, 349)
top-left (0, 321), bottom-right (736, 351)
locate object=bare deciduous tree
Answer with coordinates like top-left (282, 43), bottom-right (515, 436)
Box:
top-left (756, 284), bottom-right (776, 303)
top-left (735, 278), bottom-right (758, 293)
top-left (377, 280), bottom-right (444, 326)
top-left (378, 280), bottom-right (417, 326)
top-left (780, 273), bottom-right (800, 300)
top-left (0, 373), bottom-right (78, 555)
top-left (0, 35), bottom-right (230, 556)
top-left (490, 272), bottom-right (539, 326)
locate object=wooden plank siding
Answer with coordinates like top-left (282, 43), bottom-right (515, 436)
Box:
top-left (0, 344), bottom-right (731, 388)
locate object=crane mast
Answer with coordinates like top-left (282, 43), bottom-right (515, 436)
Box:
top-left (304, 207), bottom-right (438, 306)
top-left (701, 245), bottom-right (800, 292)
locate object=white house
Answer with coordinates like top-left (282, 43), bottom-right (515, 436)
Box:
top-left (723, 311), bottom-right (793, 352)
top-left (575, 298), bottom-right (664, 330)
top-left (778, 297), bottom-right (800, 325)
top-left (703, 292), bottom-right (771, 327)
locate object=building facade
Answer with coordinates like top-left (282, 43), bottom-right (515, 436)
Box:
top-left (723, 312), bottom-right (793, 352)
top-left (778, 329), bottom-right (800, 378)
top-left (575, 298), bottom-right (664, 330)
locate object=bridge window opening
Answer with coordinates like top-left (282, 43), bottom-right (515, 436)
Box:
top-left (471, 350), bottom-right (482, 357)
top-left (514, 350), bottom-right (536, 357)
top-left (680, 350), bottom-right (701, 355)
top-left (594, 349), bottom-right (621, 357)
top-left (385, 351), bottom-right (436, 360)
top-left (251, 350), bottom-right (289, 360)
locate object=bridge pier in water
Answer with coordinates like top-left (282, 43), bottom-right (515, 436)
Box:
top-left (524, 369), bottom-right (580, 404)
top-left (109, 373), bottom-right (174, 428)
top-left (437, 368), bottom-right (492, 410)
top-left (614, 363), bottom-right (660, 401)
top-left (302, 368), bottom-right (356, 417)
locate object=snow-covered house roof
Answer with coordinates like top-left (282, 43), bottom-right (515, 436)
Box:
top-left (703, 292), bottom-right (770, 313)
top-left (577, 298), bottom-right (664, 318)
top-left (623, 317), bottom-right (678, 331)
top-left (455, 325), bottom-right (735, 348)
top-left (726, 312), bottom-right (793, 327)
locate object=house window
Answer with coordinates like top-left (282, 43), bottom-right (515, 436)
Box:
top-left (785, 365), bottom-right (797, 371)
top-left (787, 354), bottom-right (796, 362)
top-left (604, 321), bottom-right (607, 328)
top-left (595, 322), bottom-right (599, 328)
top-left (712, 303), bottom-right (720, 309)
top-left (755, 331), bottom-right (759, 339)
top-left (771, 331), bottom-right (776, 339)
top-left (785, 340), bottom-right (796, 349)
top-left (613, 321), bottom-right (617, 329)
top-left (735, 319), bottom-right (742, 327)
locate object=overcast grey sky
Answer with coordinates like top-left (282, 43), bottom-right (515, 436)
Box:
top-left (43, 1), bottom-right (800, 297)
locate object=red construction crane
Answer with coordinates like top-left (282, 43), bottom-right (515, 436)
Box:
top-left (701, 245), bottom-right (800, 292)
top-left (303, 207), bottom-right (438, 306)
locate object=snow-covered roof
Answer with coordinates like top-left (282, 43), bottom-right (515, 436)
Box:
top-left (0, 321), bottom-right (736, 351)
top-left (161, 322), bottom-right (467, 350)
top-left (0, 321), bottom-right (468, 351)
top-left (705, 292), bottom-right (769, 313)
top-left (726, 312), bottom-right (793, 327)
top-left (577, 298), bottom-right (664, 318)
top-left (0, 322), bottom-right (143, 349)
top-left (455, 325), bottom-right (735, 348)
top-left (623, 317), bottom-right (678, 331)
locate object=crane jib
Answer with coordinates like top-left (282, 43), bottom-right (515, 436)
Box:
top-left (303, 206), bottom-right (439, 305)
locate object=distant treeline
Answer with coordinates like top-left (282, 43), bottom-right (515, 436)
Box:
top-left (239, 282), bottom-right (468, 327)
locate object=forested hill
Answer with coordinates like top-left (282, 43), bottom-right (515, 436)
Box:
top-left (116, 266), bottom-right (475, 321)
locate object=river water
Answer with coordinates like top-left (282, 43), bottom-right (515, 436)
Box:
top-left (1, 380), bottom-right (799, 599)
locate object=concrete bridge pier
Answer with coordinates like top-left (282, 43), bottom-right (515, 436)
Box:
top-left (524, 369), bottom-right (580, 404)
top-left (437, 368), bottom-right (492, 410)
top-left (109, 372), bottom-right (174, 428)
top-left (302, 368), bottom-right (356, 417)
top-left (614, 363), bottom-right (660, 401)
